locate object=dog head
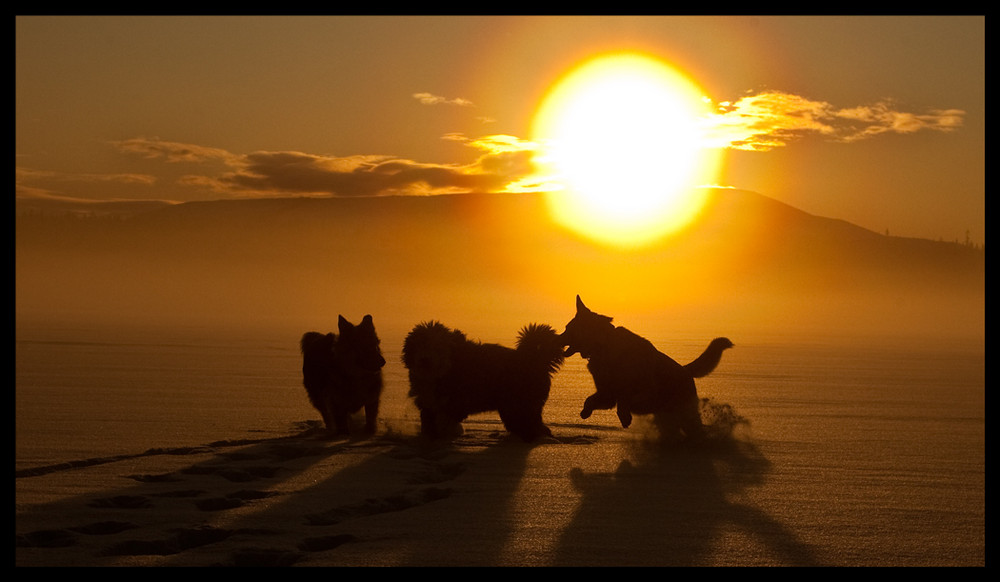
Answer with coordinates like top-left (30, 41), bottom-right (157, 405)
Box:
top-left (559, 295), bottom-right (615, 359)
top-left (401, 321), bottom-right (466, 383)
top-left (336, 314), bottom-right (386, 373)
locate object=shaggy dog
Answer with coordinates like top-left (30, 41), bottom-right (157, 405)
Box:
top-left (402, 321), bottom-right (565, 442)
top-left (300, 314), bottom-right (386, 436)
top-left (560, 296), bottom-right (733, 440)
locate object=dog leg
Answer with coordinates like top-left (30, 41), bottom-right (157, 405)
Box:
top-left (581, 392), bottom-right (616, 419)
top-left (436, 416), bottom-right (463, 439)
top-left (652, 398), bottom-right (704, 442)
top-left (319, 409), bottom-right (337, 434)
top-left (616, 406), bottom-right (633, 428)
top-left (331, 408), bottom-right (351, 436)
top-left (316, 393), bottom-right (340, 435)
top-left (499, 406), bottom-right (550, 442)
top-left (419, 409), bottom-right (463, 439)
top-left (419, 409), bottom-right (440, 438)
top-left (679, 398), bottom-right (705, 441)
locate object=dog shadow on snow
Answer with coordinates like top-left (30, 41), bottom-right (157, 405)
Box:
top-left (213, 422), bottom-right (536, 567)
top-left (16, 419), bottom-right (534, 567)
top-left (552, 407), bottom-right (822, 567)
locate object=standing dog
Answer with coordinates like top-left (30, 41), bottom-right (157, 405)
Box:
top-left (560, 296), bottom-right (733, 440)
top-left (300, 314), bottom-right (386, 436)
top-left (402, 321), bottom-right (565, 442)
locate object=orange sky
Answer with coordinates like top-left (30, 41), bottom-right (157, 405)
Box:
top-left (16, 16), bottom-right (985, 245)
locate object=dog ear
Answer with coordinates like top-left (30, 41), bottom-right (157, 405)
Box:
top-left (338, 315), bottom-right (353, 334)
top-left (361, 314), bottom-right (374, 330)
top-left (576, 295), bottom-right (591, 314)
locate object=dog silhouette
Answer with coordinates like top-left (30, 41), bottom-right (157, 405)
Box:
top-left (560, 296), bottom-right (732, 440)
top-left (402, 321), bottom-right (565, 441)
top-left (300, 314), bottom-right (385, 436)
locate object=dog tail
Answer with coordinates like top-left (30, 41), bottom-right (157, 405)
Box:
top-left (300, 332), bottom-right (336, 404)
top-left (683, 337), bottom-right (734, 378)
top-left (516, 323), bottom-right (565, 374)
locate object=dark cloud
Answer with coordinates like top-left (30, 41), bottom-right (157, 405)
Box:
top-left (114, 137), bottom-right (236, 163)
top-left (112, 135), bottom-right (542, 198)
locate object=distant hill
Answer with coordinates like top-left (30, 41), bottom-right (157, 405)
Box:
top-left (15, 196), bottom-right (175, 218)
top-left (15, 189), bottom-right (984, 338)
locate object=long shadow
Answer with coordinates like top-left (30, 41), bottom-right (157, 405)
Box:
top-left (552, 427), bottom-right (821, 567)
top-left (18, 410), bottom-right (817, 566)
top-left (16, 418), bottom-right (534, 566)
top-left (392, 424), bottom-right (533, 566)
top-left (16, 421), bottom-right (361, 566)
top-left (161, 419), bottom-right (534, 567)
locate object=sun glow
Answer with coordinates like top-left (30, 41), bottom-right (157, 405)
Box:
top-left (532, 53), bottom-right (722, 248)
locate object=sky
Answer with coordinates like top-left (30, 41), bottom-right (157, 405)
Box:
top-left (15, 15), bottom-right (985, 245)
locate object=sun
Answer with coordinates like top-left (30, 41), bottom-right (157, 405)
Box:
top-left (532, 52), bottom-right (722, 248)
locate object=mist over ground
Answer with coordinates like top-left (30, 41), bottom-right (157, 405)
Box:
top-left (15, 189), bottom-right (984, 343)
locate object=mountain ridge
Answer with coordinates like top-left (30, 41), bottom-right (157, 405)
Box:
top-left (15, 187), bottom-right (984, 251)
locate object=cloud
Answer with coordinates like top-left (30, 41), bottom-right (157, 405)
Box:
top-left (88, 91), bottom-right (964, 202)
top-left (704, 91), bottom-right (965, 151)
top-left (412, 92), bottom-right (474, 107)
top-left (15, 166), bottom-right (160, 201)
top-left (114, 137), bottom-right (237, 164)
top-left (17, 166), bottom-right (158, 186)
top-left (833, 102), bottom-right (965, 141)
top-left (148, 134), bottom-right (544, 198)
